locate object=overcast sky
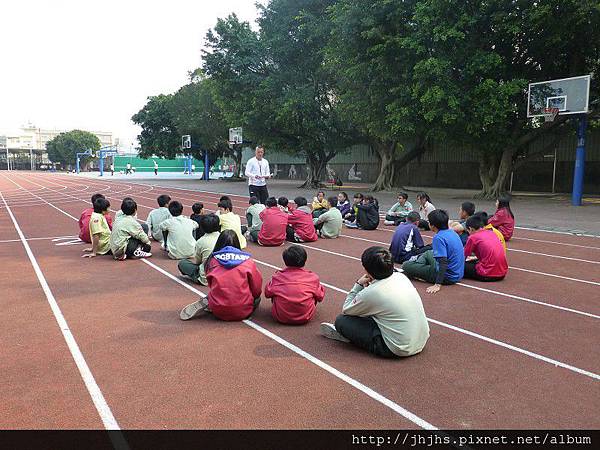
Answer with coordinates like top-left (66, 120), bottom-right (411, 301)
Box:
top-left (0, 0), bottom-right (260, 148)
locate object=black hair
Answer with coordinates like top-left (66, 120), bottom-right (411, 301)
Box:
top-left (278, 196), bottom-right (289, 207)
top-left (200, 214), bottom-right (220, 234)
top-left (327, 196), bottom-right (338, 208)
top-left (219, 195), bottom-right (231, 203)
top-left (294, 196), bottom-right (307, 207)
top-left (121, 198), bottom-right (137, 216)
top-left (282, 245), bottom-right (307, 268)
top-left (361, 246), bottom-right (394, 280)
top-left (217, 199), bottom-right (233, 211)
top-left (338, 192), bottom-right (349, 202)
top-left (249, 196), bottom-right (259, 205)
top-left (204, 229), bottom-right (241, 274)
top-left (317, 191), bottom-right (325, 197)
top-left (168, 200), bottom-right (183, 217)
top-left (398, 192), bottom-right (409, 200)
top-left (91, 193), bottom-right (105, 205)
top-left (157, 194), bottom-right (171, 207)
top-left (265, 197), bottom-right (278, 208)
top-left (461, 201), bottom-right (475, 217)
top-left (93, 197), bottom-right (110, 214)
top-left (474, 211), bottom-right (489, 225)
top-left (416, 192), bottom-right (431, 203)
top-left (353, 193), bottom-right (363, 200)
top-left (406, 211), bottom-right (420, 223)
top-left (497, 193), bottom-right (514, 218)
top-left (465, 215), bottom-right (484, 231)
top-left (428, 209), bottom-right (449, 230)
top-left (192, 202), bottom-right (204, 214)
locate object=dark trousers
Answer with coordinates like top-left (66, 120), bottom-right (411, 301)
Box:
top-left (463, 260), bottom-right (505, 282)
top-left (249, 185), bottom-right (269, 204)
top-left (385, 214), bottom-right (406, 225)
top-left (334, 315), bottom-right (397, 358)
top-left (402, 249), bottom-right (455, 284)
top-left (125, 238), bottom-right (151, 257)
top-left (286, 224), bottom-right (304, 242)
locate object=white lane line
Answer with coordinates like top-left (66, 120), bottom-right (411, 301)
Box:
top-left (508, 248), bottom-right (600, 265)
top-left (292, 243), bottom-right (600, 319)
top-left (512, 236), bottom-right (600, 250)
top-left (22, 174), bottom-right (600, 379)
top-left (0, 191), bottom-right (121, 430)
top-left (14, 174), bottom-right (437, 430)
top-left (249, 256), bottom-right (600, 381)
top-left (0, 235), bottom-right (79, 244)
top-left (510, 267), bottom-right (600, 286)
top-left (515, 225), bottom-right (600, 239)
top-left (140, 258), bottom-right (436, 429)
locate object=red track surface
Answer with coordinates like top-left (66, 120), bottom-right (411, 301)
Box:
top-left (1, 171), bottom-right (599, 430)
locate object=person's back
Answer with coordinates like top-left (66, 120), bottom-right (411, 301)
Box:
top-left (79, 194), bottom-right (113, 243)
top-left (246, 202), bottom-right (266, 232)
top-left (258, 201), bottom-right (288, 246)
top-left (110, 215), bottom-right (147, 258)
top-left (219, 211), bottom-right (247, 248)
top-left (194, 231), bottom-right (220, 284)
top-left (206, 246), bottom-right (262, 320)
top-left (489, 207), bottom-right (514, 241)
top-left (288, 204), bottom-right (318, 242)
top-left (432, 228), bottom-right (464, 282)
top-left (147, 207), bottom-right (172, 242)
top-left (160, 215), bottom-right (198, 259)
top-left (265, 246), bottom-right (324, 324)
top-left (357, 198), bottom-right (379, 230)
top-left (315, 197), bottom-right (343, 238)
top-left (389, 218), bottom-right (424, 263)
top-left (465, 229), bottom-right (508, 279)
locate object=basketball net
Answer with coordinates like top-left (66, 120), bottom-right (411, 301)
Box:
top-left (543, 107), bottom-right (559, 122)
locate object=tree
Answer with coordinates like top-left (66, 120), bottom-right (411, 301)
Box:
top-left (407, 0), bottom-right (600, 198)
top-left (131, 94), bottom-right (180, 159)
top-left (327, 0), bottom-right (430, 191)
top-left (46, 130), bottom-right (101, 168)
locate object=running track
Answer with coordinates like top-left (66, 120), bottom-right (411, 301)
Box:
top-left (1, 171), bottom-right (599, 430)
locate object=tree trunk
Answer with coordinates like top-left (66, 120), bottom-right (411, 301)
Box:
top-left (475, 149), bottom-right (513, 199)
top-left (371, 141), bottom-right (396, 191)
top-left (298, 151), bottom-right (329, 189)
top-left (234, 148), bottom-right (243, 178)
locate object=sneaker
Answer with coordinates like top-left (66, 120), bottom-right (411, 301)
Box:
top-left (344, 222), bottom-right (359, 229)
top-left (180, 298), bottom-right (210, 320)
top-left (133, 248), bottom-right (152, 258)
top-left (115, 254), bottom-right (127, 261)
top-left (320, 322), bottom-right (350, 343)
top-left (384, 220), bottom-right (395, 226)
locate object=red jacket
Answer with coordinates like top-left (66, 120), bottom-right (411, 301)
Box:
top-left (206, 246), bottom-right (263, 321)
top-left (265, 267), bottom-right (325, 324)
top-left (287, 207), bottom-right (318, 242)
top-left (489, 207), bottom-right (514, 241)
top-left (258, 207), bottom-right (288, 246)
top-left (78, 208), bottom-right (113, 243)
top-left (464, 230), bottom-right (508, 278)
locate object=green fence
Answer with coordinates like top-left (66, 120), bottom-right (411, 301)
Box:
top-left (113, 156), bottom-right (205, 173)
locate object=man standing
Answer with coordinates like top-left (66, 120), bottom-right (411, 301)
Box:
top-left (245, 146), bottom-right (271, 204)
top-left (153, 160), bottom-right (158, 175)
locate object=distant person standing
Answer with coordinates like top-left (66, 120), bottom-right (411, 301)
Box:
top-left (153, 160), bottom-right (158, 175)
top-left (110, 163), bottom-right (114, 176)
top-left (245, 146), bottom-right (271, 204)
top-left (126, 162), bottom-right (131, 175)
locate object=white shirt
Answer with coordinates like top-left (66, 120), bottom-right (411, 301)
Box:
top-left (245, 157), bottom-right (270, 186)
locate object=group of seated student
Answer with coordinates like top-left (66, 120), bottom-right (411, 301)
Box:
top-left (76, 190), bottom-right (436, 359)
top-left (383, 191), bottom-right (436, 231)
top-left (391, 194), bottom-right (514, 292)
top-left (343, 194), bottom-right (380, 230)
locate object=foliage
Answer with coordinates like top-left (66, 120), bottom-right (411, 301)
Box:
top-left (46, 130), bottom-right (101, 166)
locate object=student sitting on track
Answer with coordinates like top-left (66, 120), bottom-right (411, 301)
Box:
top-left (214, 196), bottom-right (231, 216)
top-left (313, 196), bottom-right (343, 239)
top-left (320, 247), bottom-right (429, 358)
top-left (449, 201), bottom-right (475, 246)
top-left (474, 211), bottom-right (506, 252)
top-left (146, 194), bottom-right (172, 243)
top-left (402, 209), bottom-right (464, 294)
top-left (346, 195), bottom-right (379, 230)
top-left (78, 193), bottom-right (113, 243)
top-left (277, 196), bottom-right (290, 214)
top-left (488, 193), bottom-right (515, 241)
top-left (217, 198), bottom-right (247, 248)
top-left (389, 212), bottom-right (427, 263)
top-left (265, 245), bottom-right (325, 325)
top-left (343, 193), bottom-right (363, 225)
top-left (384, 192), bottom-right (413, 226)
top-left (178, 214), bottom-right (221, 286)
top-left (190, 202), bottom-right (205, 240)
top-left (415, 192), bottom-right (436, 230)
top-left (336, 192), bottom-right (351, 218)
top-left (256, 197), bottom-right (288, 246)
top-left (159, 200), bottom-right (199, 259)
top-left (179, 230), bottom-right (263, 321)
top-left (82, 198), bottom-right (112, 258)
top-left (287, 196), bottom-right (318, 243)
top-left (242, 196), bottom-right (265, 236)
top-left (463, 215), bottom-right (508, 282)
top-left (109, 198), bottom-right (152, 260)
top-left (311, 191), bottom-right (329, 218)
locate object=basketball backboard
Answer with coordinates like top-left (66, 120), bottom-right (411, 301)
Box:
top-left (527, 75), bottom-right (590, 117)
top-left (229, 127), bottom-right (243, 144)
top-left (181, 135), bottom-right (191, 149)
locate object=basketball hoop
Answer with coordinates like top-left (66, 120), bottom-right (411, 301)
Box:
top-left (543, 107), bottom-right (560, 122)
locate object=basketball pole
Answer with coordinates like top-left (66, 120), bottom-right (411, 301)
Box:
top-left (571, 115), bottom-right (587, 206)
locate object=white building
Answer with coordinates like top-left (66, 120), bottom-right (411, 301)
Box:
top-left (5, 124), bottom-right (113, 152)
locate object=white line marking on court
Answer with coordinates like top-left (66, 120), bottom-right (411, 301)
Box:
top-left (140, 259), bottom-right (437, 430)
top-left (293, 243), bottom-right (600, 318)
top-left (0, 235), bottom-right (78, 244)
top-left (19, 174), bottom-right (600, 380)
top-left (508, 248), bottom-right (600, 264)
top-left (0, 191), bottom-right (122, 430)
top-left (512, 236), bottom-right (600, 250)
top-left (510, 267), bottom-right (600, 286)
